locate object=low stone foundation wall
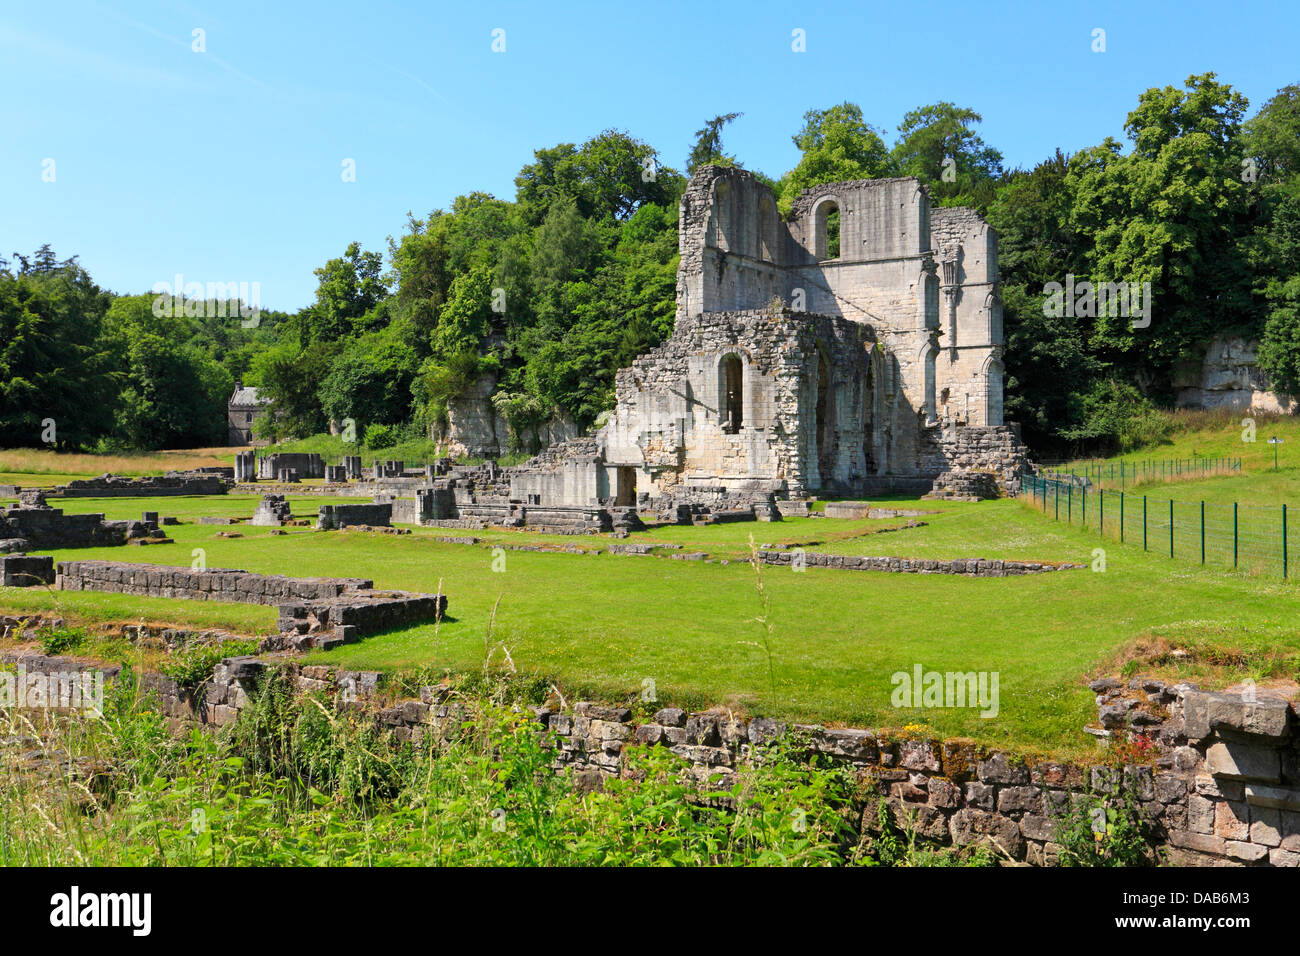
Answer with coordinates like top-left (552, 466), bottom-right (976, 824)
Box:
top-left (57, 473), bottom-right (229, 497)
top-left (823, 501), bottom-right (937, 519)
top-left (57, 559), bottom-right (371, 605)
top-left (757, 552), bottom-right (1083, 575)
top-left (0, 554), bottom-right (55, 586)
top-left (0, 498), bottom-right (156, 552)
top-left (53, 560), bottom-right (446, 647)
top-left (2, 643), bottom-right (1293, 866)
top-left (317, 502), bottom-right (393, 530)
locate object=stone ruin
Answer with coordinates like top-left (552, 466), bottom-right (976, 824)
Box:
top-left (4, 631), bottom-right (1292, 865)
top-left (229, 170), bottom-right (1041, 529)
top-left (256, 453), bottom-right (324, 481)
top-left (317, 502), bottom-right (394, 530)
top-left (250, 494), bottom-right (293, 527)
top-left (58, 471), bottom-right (231, 497)
top-left (49, 558), bottom-right (447, 651)
top-left (0, 492), bottom-right (164, 553)
top-left (458, 167), bottom-right (1032, 518)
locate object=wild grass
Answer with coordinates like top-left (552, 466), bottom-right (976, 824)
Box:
top-left (0, 447), bottom-right (237, 479)
top-left (0, 671), bottom-right (889, 866)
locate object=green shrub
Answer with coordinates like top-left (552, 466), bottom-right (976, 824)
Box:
top-left (1054, 779), bottom-right (1153, 866)
top-left (39, 627), bottom-right (87, 656)
top-left (1060, 379), bottom-right (1174, 454)
top-left (362, 423), bottom-right (397, 449)
top-left (159, 639), bottom-right (259, 689)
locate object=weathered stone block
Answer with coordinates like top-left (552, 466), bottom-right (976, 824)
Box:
top-left (1206, 740), bottom-right (1281, 783)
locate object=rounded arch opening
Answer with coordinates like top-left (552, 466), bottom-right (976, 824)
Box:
top-left (720, 353), bottom-right (744, 434)
top-left (812, 197), bottom-right (841, 261)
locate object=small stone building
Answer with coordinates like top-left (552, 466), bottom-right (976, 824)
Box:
top-left (227, 382), bottom-right (268, 446)
top-left (507, 166), bottom-right (1026, 509)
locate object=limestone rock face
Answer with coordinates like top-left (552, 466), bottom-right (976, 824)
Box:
top-left (440, 373), bottom-right (505, 459)
top-left (438, 372), bottom-right (578, 459)
top-left (1174, 337), bottom-right (1296, 413)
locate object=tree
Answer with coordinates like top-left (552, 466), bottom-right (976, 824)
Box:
top-left (317, 319), bottom-right (421, 430)
top-left (101, 295), bottom-right (232, 449)
top-left (891, 102), bottom-right (1003, 210)
top-left (1066, 73), bottom-right (1253, 384)
top-left (516, 131), bottom-right (681, 224)
top-left (779, 103), bottom-right (894, 210)
top-left (986, 151), bottom-right (1101, 452)
top-left (250, 338), bottom-right (338, 439)
top-left (431, 266), bottom-right (496, 359)
top-left (0, 248), bottom-right (116, 449)
top-left (686, 113), bottom-right (742, 176)
top-left (300, 242), bottom-right (388, 343)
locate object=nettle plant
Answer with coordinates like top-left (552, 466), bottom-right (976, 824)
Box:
top-left (1053, 776), bottom-right (1154, 866)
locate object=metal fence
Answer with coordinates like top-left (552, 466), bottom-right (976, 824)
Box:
top-left (1020, 472), bottom-right (1291, 578)
top-left (1038, 457), bottom-right (1242, 490)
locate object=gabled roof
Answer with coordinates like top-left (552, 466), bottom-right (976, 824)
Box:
top-left (230, 385), bottom-right (266, 408)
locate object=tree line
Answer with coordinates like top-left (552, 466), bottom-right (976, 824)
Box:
top-left (3, 72), bottom-right (1297, 457)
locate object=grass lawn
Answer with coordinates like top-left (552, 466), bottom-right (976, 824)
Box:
top-left (3, 488), bottom-right (1298, 760)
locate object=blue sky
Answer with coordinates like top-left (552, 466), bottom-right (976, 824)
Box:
top-left (3, 0), bottom-right (1298, 310)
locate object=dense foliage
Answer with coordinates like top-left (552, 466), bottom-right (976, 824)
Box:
top-left (4, 73), bottom-right (1299, 457)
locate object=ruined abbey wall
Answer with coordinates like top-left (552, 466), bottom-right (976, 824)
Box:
top-left (570, 166), bottom-right (1022, 501)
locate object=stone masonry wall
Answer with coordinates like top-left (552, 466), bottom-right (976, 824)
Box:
top-left (3, 641), bottom-right (1293, 866)
top-left (53, 560), bottom-right (446, 647)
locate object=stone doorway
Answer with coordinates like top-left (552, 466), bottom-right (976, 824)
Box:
top-left (615, 467), bottom-right (636, 506)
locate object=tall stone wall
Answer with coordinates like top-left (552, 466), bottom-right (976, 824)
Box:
top-left (930, 207), bottom-right (1003, 427)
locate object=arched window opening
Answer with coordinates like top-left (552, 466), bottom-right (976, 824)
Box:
top-left (722, 354), bottom-right (743, 433)
top-left (813, 199), bottom-right (840, 261)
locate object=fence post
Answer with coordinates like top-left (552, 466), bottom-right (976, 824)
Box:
top-left (1169, 499), bottom-right (1174, 558)
top-left (1100, 489), bottom-right (1105, 535)
top-left (1083, 485), bottom-right (1087, 527)
top-left (1234, 502), bottom-right (1238, 569)
top-left (1200, 501), bottom-right (1205, 565)
top-left (1068, 483), bottom-right (1072, 522)
top-left (1285, 504), bottom-right (1289, 579)
top-left (1055, 480), bottom-right (1059, 520)
top-left (1120, 491), bottom-right (1125, 543)
top-left (1143, 496), bottom-right (1148, 551)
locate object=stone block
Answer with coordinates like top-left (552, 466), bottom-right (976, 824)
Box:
top-left (1224, 840), bottom-right (1267, 863)
top-left (1213, 799), bottom-right (1250, 841)
top-left (1243, 782), bottom-right (1300, 812)
top-left (1206, 741), bottom-right (1281, 783)
top-left (977, 752), bottom-right (1030, 785)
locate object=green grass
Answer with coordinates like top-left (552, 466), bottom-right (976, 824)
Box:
top-left (40, 493), bottom-right (362, 522)
top-left (4, 488), bottom-right (1299, 759)
top-left (1054, 408), bottom-right (1300, 504)
top-left (267, 432), bottom-right (530, 467)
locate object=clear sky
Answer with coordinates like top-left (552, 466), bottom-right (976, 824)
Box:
top-left (3, 0), bottom-right (1298, 310)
